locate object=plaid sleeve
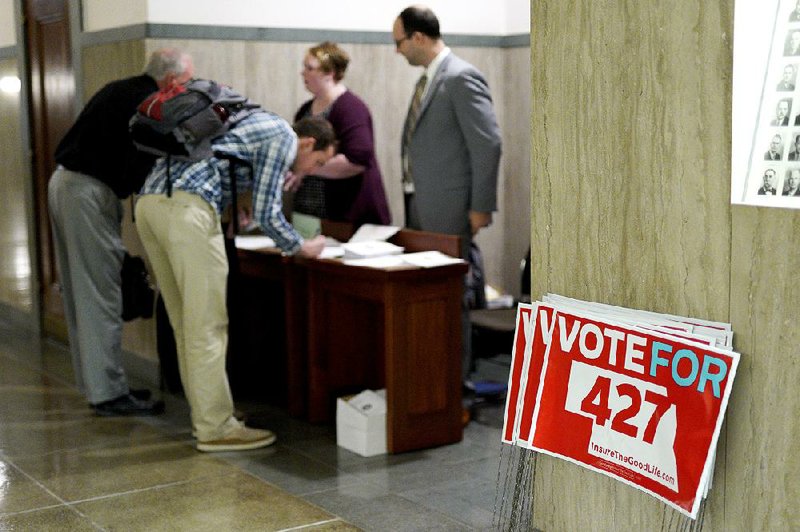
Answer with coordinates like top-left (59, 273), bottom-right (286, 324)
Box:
top-left (245, 116), bottom-right (303, 254)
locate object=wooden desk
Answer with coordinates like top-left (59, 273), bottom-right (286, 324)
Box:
top-left (233, 248), bottom-right (308, 415)
top-left (303, 257), bottom-right (465, 452)
top-left (235, 226), bottom-right (466, 453)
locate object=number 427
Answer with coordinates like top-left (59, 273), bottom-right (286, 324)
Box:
top-left (580, 376), bottom-right (671, 444)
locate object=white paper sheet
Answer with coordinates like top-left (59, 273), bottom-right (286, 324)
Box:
top-left (347, 224), bottom-right (401, 243)
top-left (234, 235), bottom-right (276, 250)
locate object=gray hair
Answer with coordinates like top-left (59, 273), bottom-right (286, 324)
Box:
top-left (144, 48), bottom-right (191, 82)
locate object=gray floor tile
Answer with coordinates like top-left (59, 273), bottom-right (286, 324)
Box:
top-left (399, 476), bottom-right (501, 530)
top-left (304, 485), bottom-right (474, 532)
top-left (221, 443), bottom-right (367, 496)
top-left (340, 452), bottom-right (503, 496)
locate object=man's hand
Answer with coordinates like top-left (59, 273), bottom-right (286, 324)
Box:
top-left (237, 191), bottom-right (253, 229)
top-left (225, 195), bottom-right (253, 238)
top-left (283, 170), bottom-right (304, 192)
top-left (298, 235), bottom-right (326, 258)
top-left (469, 211), bottom-right (493, 235)
top-left (237, 203), bottom-right (253, 230)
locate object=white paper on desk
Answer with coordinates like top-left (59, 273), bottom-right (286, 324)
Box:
top-left (343, 255), bottom-right (408, 268)
top-left (342, 240), bottom-right (404, 259)
top-left (348, 223), bottom-right (401, 243)
top-left (401, 251), bottom-right (465, 268)
top-left (319, 246), bottom-right (345, 259)
top-left (234, 235), bottom-right (276, 250)
top-left (343, 252), bottom-right (463, 269)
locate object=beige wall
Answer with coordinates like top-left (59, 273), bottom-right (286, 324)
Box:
top-left (0, 58), bottom-right (32, 313)
top-left (489, 46), bottom-right (531, 295)
top-left (0, 0), bottom-right (15, 47)
top-left (530, 1), bottom-right (798, 530)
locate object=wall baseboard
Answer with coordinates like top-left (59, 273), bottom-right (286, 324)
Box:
top-left (0, 300), bottom-right (163, 392)
top-left (0, 301), bottom-right (36, 332)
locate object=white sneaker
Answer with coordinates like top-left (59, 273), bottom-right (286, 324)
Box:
top-left (197, 425), bottom-right (276, 452)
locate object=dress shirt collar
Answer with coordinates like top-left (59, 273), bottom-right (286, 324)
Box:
top-left (421, 47), bottom-right (451, 100)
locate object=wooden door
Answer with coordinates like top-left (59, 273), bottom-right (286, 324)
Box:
top-left (24, 0), bottom-right (75, 337)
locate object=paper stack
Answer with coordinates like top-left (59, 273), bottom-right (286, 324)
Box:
top-left (234, 235), bottom-right (276, 250)
top-left (341, 240), bottom-right (404, 259)
top-left (343, 250), bottom-right (464, 269)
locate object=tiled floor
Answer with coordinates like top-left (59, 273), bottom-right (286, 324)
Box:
top-left (0, 312), bottom-right (511, 531)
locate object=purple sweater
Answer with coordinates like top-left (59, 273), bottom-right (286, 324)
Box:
top-left (294, 90), bottom-right (391, 225)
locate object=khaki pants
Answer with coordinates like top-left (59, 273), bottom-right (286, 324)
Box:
top-left (135, 191), bottom-right (239, 441)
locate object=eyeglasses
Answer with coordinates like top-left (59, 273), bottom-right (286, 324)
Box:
top-left (394, 34), bottom-right (412, 48)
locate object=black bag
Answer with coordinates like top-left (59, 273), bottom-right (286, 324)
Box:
top-left (129, 78), bottom-right (260, 162)
top-left (129, 78), bottom-right (258, 203)
top-left (121, 252), bottom-right (155, 321)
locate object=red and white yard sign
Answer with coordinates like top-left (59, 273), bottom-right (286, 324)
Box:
top-left (503, 303), bottom-right (739, 518)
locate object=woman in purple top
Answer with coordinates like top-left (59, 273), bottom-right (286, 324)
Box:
top-left (284, 41), bottom-right (391, 226)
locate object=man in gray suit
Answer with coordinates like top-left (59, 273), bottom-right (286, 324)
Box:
top-left (393, 5), bottom-right (502, 383)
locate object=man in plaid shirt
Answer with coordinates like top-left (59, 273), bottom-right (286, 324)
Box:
top-left (136, 113), bottom-right (335, 452)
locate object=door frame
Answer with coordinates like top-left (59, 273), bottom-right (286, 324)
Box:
top-left (13, 0), bottom-right (40, 333)
top-left (20, 0), bottom-right (83, 337)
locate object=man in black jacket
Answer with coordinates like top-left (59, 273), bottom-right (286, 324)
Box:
top-left (48, 48), bottom-right (193, 416)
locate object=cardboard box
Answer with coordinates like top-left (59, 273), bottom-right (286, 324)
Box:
top-left (336, 389), bottom-right (387, 457)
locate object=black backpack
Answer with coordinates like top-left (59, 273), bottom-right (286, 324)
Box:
top-left (130, 78), bottom-right (259, 161)
top-left (130, 79), bottom-right (259, 230)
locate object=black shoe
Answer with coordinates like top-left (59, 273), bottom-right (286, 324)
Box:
top-left (129, 388), bottom-right (152, 401)
top-left (93, 394), bottom-right (165, 417)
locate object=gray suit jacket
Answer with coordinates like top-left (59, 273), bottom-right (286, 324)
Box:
top-left (403, 53), bottom-right (502, 244)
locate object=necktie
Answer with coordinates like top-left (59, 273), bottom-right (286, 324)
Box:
top-left (402, 74), bottom-right (428, 193)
